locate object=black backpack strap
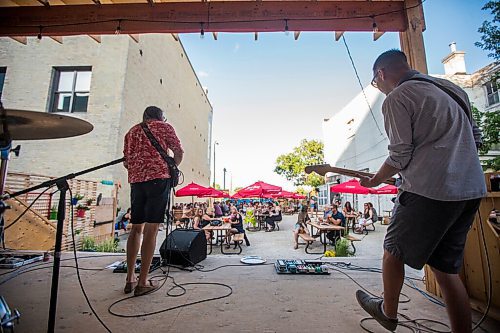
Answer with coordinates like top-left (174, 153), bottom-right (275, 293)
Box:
top-left (401, 76), bottom-right (471, 122)
top-left (140, 122), bottom-right (171, 163)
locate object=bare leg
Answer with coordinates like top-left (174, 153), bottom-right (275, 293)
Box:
top-left (293, 230), bottom-right (299, 248)
top-left (126, 224), bottom-right (144, 283)
top-left (382, 250), bottom-right (404, 319)
top-left (431, 268), bottom-right (472, 333)
top-left (137, 223), bottom-right (160, 287)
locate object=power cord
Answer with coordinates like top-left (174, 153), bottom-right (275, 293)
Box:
top-left (68, 188), bottom-right (113, 333)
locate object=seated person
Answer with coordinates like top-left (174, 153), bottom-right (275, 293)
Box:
top-left (355, 202), bottom-right (378, 233)
top-left (266, 203), bottom-right (281, 230)
top-left (115, 208), bottom-right (131, 232)
top-left (226, 206), bottom-right (250, 247)
top-left (193, 208), bottom-right (211, 240)
top-left (325, 204), bottom-right (346, 243)
top-left (177, 204), bottom-right (193, 228)
top-left (244, 205), bottom-right (257, 229)
top-left (293, 205), bottom-right (311, 249)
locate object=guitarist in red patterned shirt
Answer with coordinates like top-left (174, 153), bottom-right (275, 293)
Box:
top-left (123, 106), bottom-right (183, 296)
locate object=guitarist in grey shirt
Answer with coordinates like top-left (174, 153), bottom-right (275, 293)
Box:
top-left (355, 50), bottom-right (486, 333)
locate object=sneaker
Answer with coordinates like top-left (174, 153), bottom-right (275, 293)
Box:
top-left (355, 290), bottom-right (398, 332)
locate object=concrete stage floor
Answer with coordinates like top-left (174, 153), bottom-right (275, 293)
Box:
top-left (2, 254), bottom-right (499, 333)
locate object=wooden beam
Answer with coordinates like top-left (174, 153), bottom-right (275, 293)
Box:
top-left (294, 31), bottom-right (300, 40)
top-left (334, 31), bottom-right (344, 41)
top-left (129, 34), bottom-right (139, 43)
top-left (171, 33), bottom-right (179, 41)
top-left (0, 1), bottom-right (407, 37)
top-left (212, 32), bottom-right (218, 40)
top-left (373, 31), bottom-right (385, 41)
top-left (49, 36), bottom-right (63, 43)
top-left (254, 32), bottom-right (258, 41)
top-left (10, 36), bottom-right (27, 45)
top-left (88, 34), bottom-right (101, 43)
top-left (399, 0), bottom-right (427, 73)
top-left (91, 0), bottom-right (101, 5)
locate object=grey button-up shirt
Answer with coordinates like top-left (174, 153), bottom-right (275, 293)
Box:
top-left (382, 71), bottom-right (486, 201)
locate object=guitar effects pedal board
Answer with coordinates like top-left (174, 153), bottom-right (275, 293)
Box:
top-left (274, 259), bottom-right (330, 275)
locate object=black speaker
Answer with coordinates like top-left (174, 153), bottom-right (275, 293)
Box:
top-left (160, 229), bottom-right (207, 266)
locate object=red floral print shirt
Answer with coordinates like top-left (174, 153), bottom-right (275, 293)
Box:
top-left (123, 120), bottom-right (183, 184)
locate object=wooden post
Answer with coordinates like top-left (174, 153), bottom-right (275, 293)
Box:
top-left (399, 0), bottom-right (428, 74)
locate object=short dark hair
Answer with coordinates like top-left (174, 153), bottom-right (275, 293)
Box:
top-left (143, 106), bottom-right (164, 122)
top-left (373, 49), bottom-right (409, 71)
top-left (331, 204), bottom-right (338, 210)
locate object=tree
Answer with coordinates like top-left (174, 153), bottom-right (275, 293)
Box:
top-left (474, 1), bottom-right (500, 170)
top-left (475, 1), bottom-right (500, 61)
top-left (274, 139), bottom-right (325, 187)
top-left (472, 104), bottom-right (500, 170)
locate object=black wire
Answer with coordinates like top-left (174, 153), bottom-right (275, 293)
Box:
top-left (341, 35), bottom-right (384, 136)
top-left (4, 186), bottom-right (55, 231)
top-left (68, 188), bottom-right (113, 333)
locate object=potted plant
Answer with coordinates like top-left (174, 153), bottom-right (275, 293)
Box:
top-left (76, 204), bottom-right (90, 218)
top-left (71, 194), bottom-right (84, 206)
top-left (49, 205), bottom-right (58, 220)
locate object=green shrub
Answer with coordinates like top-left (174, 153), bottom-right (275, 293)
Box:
top-left (335, 238), bottom-right (353, 257)
top-left (81, 236), bottom-right (96, 251)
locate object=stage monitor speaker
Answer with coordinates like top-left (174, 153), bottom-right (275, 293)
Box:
top-left (160, 229), bottom-right (207, 266)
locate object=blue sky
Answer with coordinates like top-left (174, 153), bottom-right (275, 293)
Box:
top-left (179, 0), bottom-right (494, 191)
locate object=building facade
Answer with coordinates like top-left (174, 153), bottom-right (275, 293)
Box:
top-left (0, 34), bottom-right (213, 207)
top-left (321, 43), bottom-right (499, 213)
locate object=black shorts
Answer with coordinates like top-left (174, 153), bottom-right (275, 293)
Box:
top-left (130, 178), bottom-right (171, 224)
top-left (384, 191), bottom-right (480, 274)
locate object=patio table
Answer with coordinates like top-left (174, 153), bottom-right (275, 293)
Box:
top-left (307, 221), bottom-right (344, 253)
top-left (203, 223), bottom-right (232, 254)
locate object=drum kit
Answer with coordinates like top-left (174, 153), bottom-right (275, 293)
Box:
top-left (0, 101), bottom-right (114, 333)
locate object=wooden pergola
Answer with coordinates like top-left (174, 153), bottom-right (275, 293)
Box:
top-left (0, 0), bottom-right (427, 73)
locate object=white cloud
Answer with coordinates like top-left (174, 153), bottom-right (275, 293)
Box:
top-left (198, 70), bottom-right (209, 77)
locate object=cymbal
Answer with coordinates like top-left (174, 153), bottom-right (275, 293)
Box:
top-left (0, 109), bottom-right (93, 140)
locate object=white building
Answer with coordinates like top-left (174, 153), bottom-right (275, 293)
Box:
top-left (320, 43), bottom-right (499, 213)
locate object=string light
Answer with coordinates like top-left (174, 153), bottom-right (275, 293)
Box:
top-left (200, 22), bottom-right (205, 39)
top-left (371, 16), bottom-right (378, 33)
top-left (284, 19), bottom-right (289, 36)
top-left (115, 20), bottom-right (122, 35)
top-left (37, 25), bottom-right (42, 40)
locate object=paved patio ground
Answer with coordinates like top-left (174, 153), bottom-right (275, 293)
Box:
top-left (1, 214), bottom-right (498, 332)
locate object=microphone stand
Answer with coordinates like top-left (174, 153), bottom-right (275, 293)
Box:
top-left (4, 157), bottom-right (124, 333)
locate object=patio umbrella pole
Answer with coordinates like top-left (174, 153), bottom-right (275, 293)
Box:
top-left (5, 157), bottom-right (125, 333)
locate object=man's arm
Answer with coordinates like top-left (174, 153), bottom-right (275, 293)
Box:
top-left (173, 150), bottom-right (183, 166)
top-left (359, 162), bottom-right (400, 188)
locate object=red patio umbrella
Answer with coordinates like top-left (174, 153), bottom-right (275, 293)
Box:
top-left (293, 194), bottom-right (306, 199)
top-left (234, 181), bottom-right (282, 198)
top-left (199, 187), bottom-right (227, 198)
top-left (175, 182), bottom-right (212, 197)
top-left (272, 190), bottom-right (296, 199)
top-left (371, 184), bottom-right (398, 195)
top-left (330, 179), bottom-right (371, 194)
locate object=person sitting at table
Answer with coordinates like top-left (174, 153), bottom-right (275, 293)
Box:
top-left (226, 206), bottom-right (250, 247)
top-left (343, 201), bottom-right (355, 215)
top-left (193, 208), bottom-right (211, 241)
top-left (244, 204), bottom-right (257, 229)
top-left (176, 204), bottom-right (193, 228)
top-left (265, 203), bottom-right (281, 232)
top-left (355, 202), bottom-right (378, 233)
top-left (325, 204), bottom-right (346, 244)
top-left (293, 205), bottom-right (311, 249)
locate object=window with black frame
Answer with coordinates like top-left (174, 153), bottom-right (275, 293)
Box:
top-left (485, 80), bottom-right (499, 107)
top-left (51, 67), bottom-right (92, 112)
